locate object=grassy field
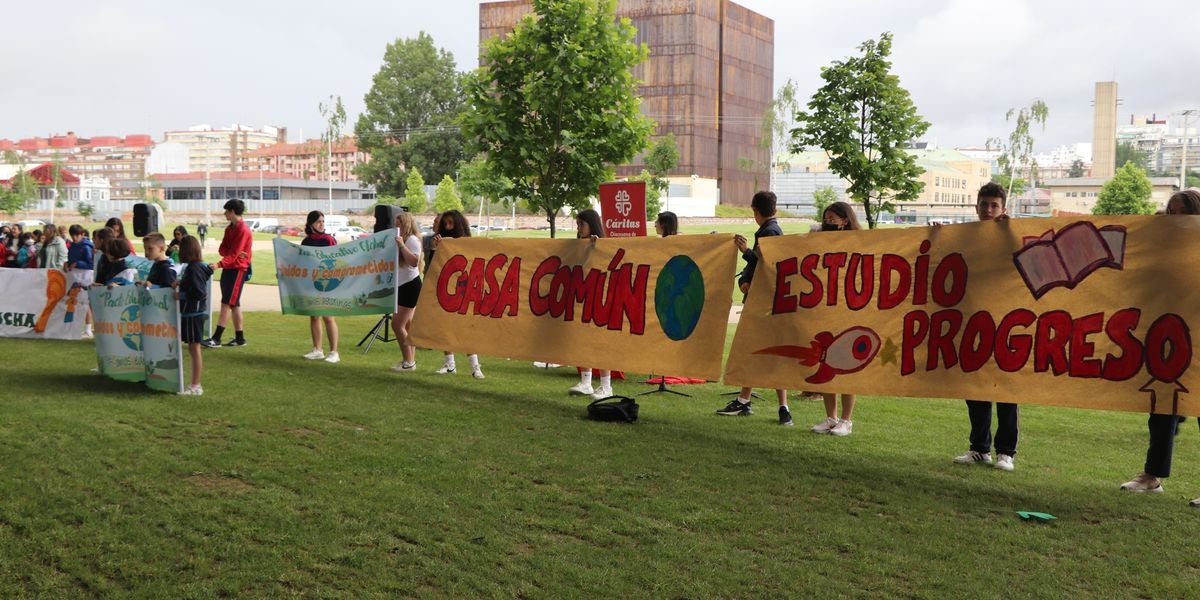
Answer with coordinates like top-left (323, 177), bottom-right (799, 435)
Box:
top-left (2, 315), bottom-right (1200, 597)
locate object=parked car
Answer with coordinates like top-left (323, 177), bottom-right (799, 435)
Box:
top-left (16, 219), bottom-right (45, 228)
top-left (329, 226), bottom-right (367, 242)
top-left (275, 226), bottom-right (303, 237)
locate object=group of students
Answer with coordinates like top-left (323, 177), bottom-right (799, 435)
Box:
top-left (709, 185), bottom-right (1200, 505)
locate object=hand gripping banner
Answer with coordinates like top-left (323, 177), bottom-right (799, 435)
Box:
top-left (409, 235), bottom-right (736, 380)
top-left (724, 216), bottom-right (1200, 416)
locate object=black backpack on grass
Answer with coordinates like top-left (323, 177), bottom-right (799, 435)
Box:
top-left (587, 397), bottom-right (639, 423)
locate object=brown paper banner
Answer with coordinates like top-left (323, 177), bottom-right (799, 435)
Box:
top-left (409, 235), bottom-right (736, 380)
top-left (724, 216), bottom-right (1200, 416)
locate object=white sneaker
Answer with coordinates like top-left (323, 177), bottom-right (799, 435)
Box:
top-left (472, 367), bottom-right (485, 379)
top-left (390, 361), bottom-right (416, 373)
top-left (177, 385), bottom-right (203, 396)
top-left (995, 454), bottom-right (1015, 471)
top-left (435, 364), bottom-right (456, 374)
top-left (811, 417), bottom-right (839, 433)
top-left (830, 419), bottom-right (853, 436)
top-left (953, 450), bottom-right (993, 465)
top-left (591, 386), bottom-right (613, 400)
top-left (568, 382), bottom-right (594, 396)
top-left (1120, 472), bottom-right (1164, 493)
top-left (303, 348), bottom-right (325, 360)
top-left (323, 352), bottom-right (340, 364)
top-left (82, 329), bottom-right (94, 339)
top-left (533, 361), bottom-right (562, 368)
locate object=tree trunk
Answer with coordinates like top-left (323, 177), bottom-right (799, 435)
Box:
top-left (547, 207), bottom-right (556, 239)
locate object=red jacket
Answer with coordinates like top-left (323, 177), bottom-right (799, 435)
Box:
top-left (217, 219), bottom-right (253, 270)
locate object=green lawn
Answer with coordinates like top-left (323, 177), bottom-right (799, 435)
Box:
top-left (2, 316), bottom-right (1199, 596)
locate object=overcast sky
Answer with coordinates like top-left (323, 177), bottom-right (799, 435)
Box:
top-left (2, 0), bottom-right (1197, 153)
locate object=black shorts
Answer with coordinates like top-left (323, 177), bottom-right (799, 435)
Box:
top-left (220, 268), bottom-right (247, 307)
top-left (397, 277), bottom-right (422, 309)
top-left (181, 315), bottom-right (206, 344)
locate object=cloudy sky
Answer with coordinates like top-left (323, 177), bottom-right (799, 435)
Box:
top-left (2, 0), bottom-right (1197, 153)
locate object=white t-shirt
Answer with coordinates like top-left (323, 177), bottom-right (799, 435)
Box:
top-left (396, 234), bottom-right (422, 286)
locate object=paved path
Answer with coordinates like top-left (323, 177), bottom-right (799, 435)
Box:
top-left (235, 283), bottom-right (745, 323)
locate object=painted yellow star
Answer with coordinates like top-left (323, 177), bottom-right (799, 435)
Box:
top-left (879, 337), bottom-right (898, 366)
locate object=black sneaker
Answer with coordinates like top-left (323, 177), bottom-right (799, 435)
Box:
top-left (199, 338), bottom-right (221, 348)
top-left (716, 399), bottom-right (752, 416)
top-left (779, 406), bottom-right (794, 426)
top-left (224, 339), bottom-right (247, 347)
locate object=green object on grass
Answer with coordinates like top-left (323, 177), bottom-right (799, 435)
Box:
top-left (1017, 511), bottom-right (1057, 522)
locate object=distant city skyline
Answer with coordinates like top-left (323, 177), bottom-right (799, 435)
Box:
top-left (2, 0), bottom-right (1198, 153)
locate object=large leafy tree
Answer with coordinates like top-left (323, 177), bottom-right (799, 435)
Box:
top-left (988, 99), bottom-right (1049, 198)
top-left (791, 33), bottom-right (930, 229)
top-left (433, 175), bottom-right (464, 213)
top-left (1116, 141), bottom-right (1148, 170)
top-left (761, 79), bottom-right (802, 186)
top-left (462, 0), bottom-right (654, 237)
top-left (355, 32), bottom-right (465, 196)
top-left (1093, 162), bottom-right (1154, 215)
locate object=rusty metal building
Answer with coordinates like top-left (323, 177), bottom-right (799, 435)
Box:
top-left (479, 0), bottom-right (774, 205)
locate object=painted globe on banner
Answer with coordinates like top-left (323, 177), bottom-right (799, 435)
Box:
top-left (312, 258), bottom-right (348, 292)
top-left (119, 304), bottom-right (142, 352)
top-left (655, 255), bottom-right (705, 341)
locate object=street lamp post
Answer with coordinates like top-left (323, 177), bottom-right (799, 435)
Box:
top-left (1180, 110), bottom-right (1197, 190)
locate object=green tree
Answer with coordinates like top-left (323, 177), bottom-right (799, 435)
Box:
top-left (462, 0), bottom-right (654, 237)
top-left (404, 167), bottom-right (427, 212)
top-left (1093, 162), bottom-right (1154, 215)
top-left (1, 151), bottom-right (36, 216)
top-left (1115, 141), bottom-right (1148, 170)
top-left (76, 201), bottom-right (95, 220)
top-left (433, 174), bottom-right (464, 213)
top-left (990, 173), bottom-right (1028, 199)
top-left (761, 79), bottom-right (802, 186)
top-left (318, 94), bottom-right (348, 182)
top-left (790, 33), bottom-right (930, 229)
top-left (1068, 159), bottom-right (1086, 178)
top-left (354, 32), bottom-right (465, 196)
top-left (458, 153), bottom-right (514, 211)
top-left (642, 134), bottom-right (678, 219)
top-left (987, 99), bottom-right (1049, 198)
top-left (812, 186), bottom-right (837, 217)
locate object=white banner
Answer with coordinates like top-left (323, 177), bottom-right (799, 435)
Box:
top-left (0, 268), bottom-right (89, 340)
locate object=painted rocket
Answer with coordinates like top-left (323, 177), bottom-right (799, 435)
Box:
top-left (754, 326), bottom-right (882, 384)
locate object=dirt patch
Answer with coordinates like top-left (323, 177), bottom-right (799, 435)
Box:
top-left (285, 427), bottom-right (323, 437)
top-left (186, 472), bottom-right (255, 492)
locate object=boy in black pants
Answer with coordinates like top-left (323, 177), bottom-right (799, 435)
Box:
top-left (715, 191), bottom-right (793, 425)
top-left (953, 183), bottom-right (1019, 471)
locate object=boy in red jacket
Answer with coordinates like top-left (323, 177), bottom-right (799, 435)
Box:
top-left (201, 198), bottom-right (253, 348)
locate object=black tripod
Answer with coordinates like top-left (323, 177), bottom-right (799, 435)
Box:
top-left (638, 374), bottom-right (692, 397)
top-left (357, 314), bottom-right (393, 354)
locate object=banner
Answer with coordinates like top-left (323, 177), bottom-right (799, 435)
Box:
top-left (724, 216), bottom-right (1200, 416)
top-left (0, 268), bottom-right (88, 340)
top-left (409, 235), bottom-right (736, 380)
top-left (599, 181), bottom-right (647, 238)
top-left (273, 229), bottom-right (399, 316)
top-left (140, 287), bottom-right (185, 393)
top-left (90, 285), bottom-right (147, 382)
top-left (89, 285), bottom-right (184, 392)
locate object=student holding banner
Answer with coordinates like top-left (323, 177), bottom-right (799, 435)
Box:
top-left (654, 211), bottom-right (678, 237)
top-left (429, 210), bottom-right (484, 379)
top-left (390, 210), bottom-right (423, 373)
top-left (1121, 189), bottom-right (1200, 499)
top-left (716, 192), bottom-right (793, 425)
top-left (950, 183), bottom-right (1019, 471)
top-left (175, 235), bottom-right (212, 396)
top-left (300, 211), bottom-right (341, 364)
top-left (566, 209), bottom-right (615, 399)
top-left (808, 202), bottom-right (861, 437)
